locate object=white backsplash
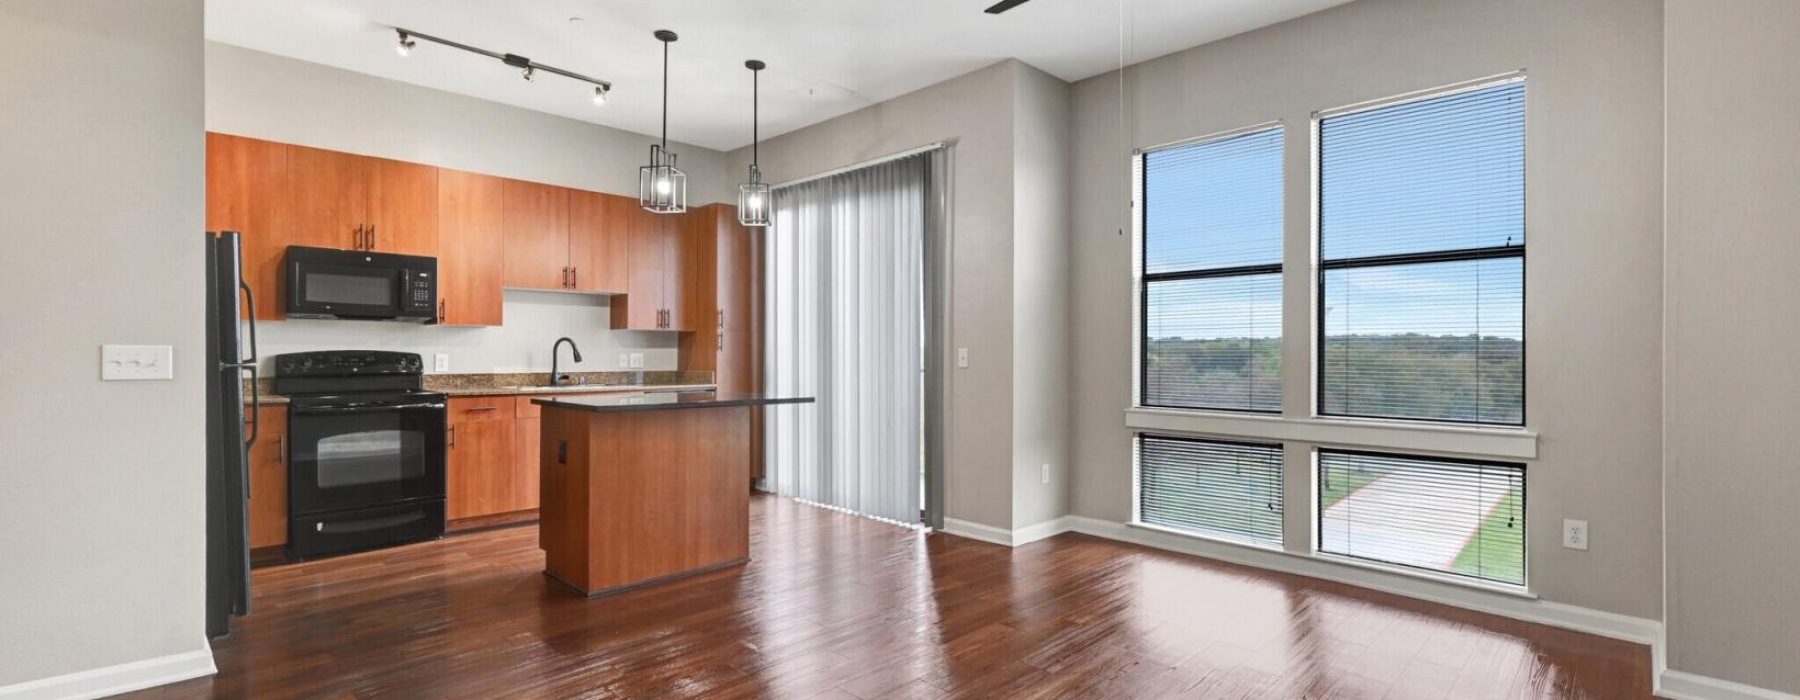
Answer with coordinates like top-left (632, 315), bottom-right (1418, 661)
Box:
top-left (255, 289), bottom-right (680, 374)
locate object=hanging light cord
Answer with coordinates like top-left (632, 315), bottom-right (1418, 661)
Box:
top-left (753, 67), bottom-right (760, 167)
top-left (661, 38), bottom-right (669, 151)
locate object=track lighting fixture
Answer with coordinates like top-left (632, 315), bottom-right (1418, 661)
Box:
top-left (390, 27), bottom-right (611, 101)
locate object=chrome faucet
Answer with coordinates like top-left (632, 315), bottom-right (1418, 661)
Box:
top-left (550, 337), bottom-right (584, 386)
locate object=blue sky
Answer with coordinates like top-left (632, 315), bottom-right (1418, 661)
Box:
top-left (1145, 81), bottom-right (1525, 342)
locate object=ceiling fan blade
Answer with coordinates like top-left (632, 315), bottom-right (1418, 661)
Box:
top-left (984, 0), bottom-right (1033, 14)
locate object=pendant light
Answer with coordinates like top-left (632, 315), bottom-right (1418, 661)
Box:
top-left (639, 30), bottom-right (686, 214)
top-left (738, 60), bottom-right (771, 227)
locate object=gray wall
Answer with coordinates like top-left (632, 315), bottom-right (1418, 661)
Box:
top-left (0, 0), bottom-right (208, 685)
top-left (207, 42), bottom-right (719, 375)
top-left (726, 61), bottom-right (1045, 530)
top-left (1665, 0), bottom-right (1800, 693)
top-left (1011, 66), bottom-right (1074, 528)
top-left (1068, 0), bottom-right (1665, 620)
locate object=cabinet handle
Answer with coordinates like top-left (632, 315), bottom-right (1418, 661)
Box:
top-left (449, 426), bottom-right (457, 448)
top-left (368, 224), bottom-right (377, 250)
top-left (438, 299), bottom-right (446, 324)
top-left (718, 309), bottom-right (725, 330)
top-left (276, 435), bottom-right (284, 464)
top-left (464, 406), bottom-right (499, 412)
top-left (718, 332), bottom-right (724, 351)
top-left (353, 224), bottom-right (364, 250)
top-left (571, 266), bottom-right (578, 289)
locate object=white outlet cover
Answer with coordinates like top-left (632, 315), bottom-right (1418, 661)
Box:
top-left (434, 353), bottom-right (451, 372)
top-left (619, 353), bottom-right (630, 368)
top-left (629, 353), bottom-right (645, 368)
top-left (102, 345), bottom-right (173, 381)
top-left (956, 348), bottom-right (969, 369)
top-left (1040, 464), bottom-right (1050, 485)
top-left (1563, 519), bottom-right (1589, 550)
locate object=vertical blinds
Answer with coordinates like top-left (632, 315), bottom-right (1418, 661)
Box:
top-left (1319, 80), bottom-right (1525, 425)
top-left (1141, 127), bottom-right (1284, 413)
top-left (1317, 450), bottom-right (1525, 585)
top-left (1138, 435), bottom-right (1283, 547)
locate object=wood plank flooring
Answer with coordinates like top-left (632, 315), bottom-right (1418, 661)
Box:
top-left (127, 494), bottom-right (1653, 699)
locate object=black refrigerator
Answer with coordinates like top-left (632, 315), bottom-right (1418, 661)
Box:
top-left (205, 231), bottom-right (261, 638)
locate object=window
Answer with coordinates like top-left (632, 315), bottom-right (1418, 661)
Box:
top-left (1139, 435), bottom-right (1284, 546)
top-left (1318, 79), bottom-right (1525, 425)
top-left (1141, 126), bottom-right (1284, 413)
top-left (1317, 450), bottom-right (1525, 585)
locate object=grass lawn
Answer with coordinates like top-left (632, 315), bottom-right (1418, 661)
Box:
top-left (1450, 485), bottom-right (1525, 585)
top-left (1319, 465), bottom-right (1392, 510)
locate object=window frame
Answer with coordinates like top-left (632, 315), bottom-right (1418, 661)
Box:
top-left (1135, 433), bottom-right (1287, 548)
top-left (1313, 447), bottom-right (1528, 588)
top-left (1312, 74), bottom-right (1528, 428)
top-left (1136, 121), bottom-right (1287, 415)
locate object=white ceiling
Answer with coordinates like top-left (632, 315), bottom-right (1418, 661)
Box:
top-left (205, 0), bottom-right (1354, 151)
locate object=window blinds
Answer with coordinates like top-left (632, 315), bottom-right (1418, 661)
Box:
top-left (1319, 80), bottom-right (1525, 425)
top-left (1141, 127), bottom-right (1284, 413)
top-left (1317, 450), bottom-right (1525, 585)
top-left (1138, 435), bottom-right (1284, 547)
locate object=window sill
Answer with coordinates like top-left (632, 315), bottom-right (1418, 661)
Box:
top-left (1126, 520), bottom-right (1537, 600)
top-left (1126, 407), bottom-right (1538, 460)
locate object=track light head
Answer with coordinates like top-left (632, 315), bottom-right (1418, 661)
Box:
top-left (521, 66), bottom-right (536, 82)
top-left (395, 30), bottom-right (416, 57)
top-left (593, 85), bottom-right (609, 106)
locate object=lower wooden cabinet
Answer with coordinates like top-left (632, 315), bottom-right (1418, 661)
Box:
top-left (447, 397), bottom-right (532, 521)
top-left (246, 405), bottom-right (289, 549)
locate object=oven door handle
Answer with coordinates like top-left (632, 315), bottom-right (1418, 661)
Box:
top-left (292, 400), bottom-right (446, 416)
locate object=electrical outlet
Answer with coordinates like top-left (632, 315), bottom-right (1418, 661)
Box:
top-left (1563, 519), bottom-right (1589, 551)
top-left (957, 348), bottom-right (969, 369)
top-left (101, 345), bottom-right (173, 381)
top-left (629, 353), bottom-right (644, 369)
top-left (434, 353), bottom-right (451, 372)
top-left (1040, 464), bottom-right (1050, 485)
top-left (618, 353), bottom-right (630, 368)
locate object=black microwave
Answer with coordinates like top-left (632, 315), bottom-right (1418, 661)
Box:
top-left (285, 246), bottom-right (438, 322)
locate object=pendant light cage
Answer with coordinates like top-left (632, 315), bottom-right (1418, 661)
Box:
top-left (641, 30), bottom-right (687, 214)
top-left (641, 144), bottom-right (687, 214)
top-left (739, 59), bottom-right (771, 227)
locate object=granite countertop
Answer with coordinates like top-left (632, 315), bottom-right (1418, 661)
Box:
top-left (532, 392), bottom-right (815, 413)
top-left (245, 371), bottom-right (717, 406)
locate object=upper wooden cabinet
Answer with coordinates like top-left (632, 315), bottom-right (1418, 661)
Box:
top-left (206, 133), bottom-right (289, 320)
top-left (501, 179), bottom-right (571, 291)
top-left (367, 158), bottom-right (440, 256)
top-left (612, 208), bottom-right (699, 330)
top-left (438, 169), bottom-right (506, 326)
top-left (680, 204), bottom-right (763, 378)
top-left (569, 190), bottom-right (631, 294)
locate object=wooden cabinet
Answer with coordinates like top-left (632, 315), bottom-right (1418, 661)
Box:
top-left (366, 157), bottom-right (439, 256)
top-left (569, 190), bottom-right (631, 293)
top-left (245, 405), bottom-right (289, 549)
top-left (437, 169), bottom-right (506, 326)
top-left (678, 205), bottom-right (765, 480)
top-left (206, 133), bottom-right (290, 320)
top-left (286, 145), bottom-right (370, 252)
top-left (612, 208), bottom-right (699, 330)
top-left (502, 179), bottom-right (572, 291)
top-left (447, 397), bottom-right (537, 522)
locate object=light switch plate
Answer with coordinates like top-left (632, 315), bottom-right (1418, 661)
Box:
top-left (102, 345), bottom-right (173, 381)
top-left (434, 353), bottom-right (451, 372)
top-left (1563, 519), bottom-right (1589, 550)
top-left (957, 348), bottom-right (969, 369)
top-left (618, 353), bottom-right (630, 368)
top-left (629, 353), bottom-right (645, 368)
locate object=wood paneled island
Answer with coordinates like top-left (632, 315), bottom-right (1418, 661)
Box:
top-left (534, 391), bottom-right (812, 596)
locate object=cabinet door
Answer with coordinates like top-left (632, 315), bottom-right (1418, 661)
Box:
top-left (437, 169), bottom-right (505, 326)
top-left (205, 133), bottom-right (289, 320)
top-left (501, 179), bottom-right (571, 290)
top-left (245, 405), bottom-right (289, 548)
top-left (287, 145), bottom-right (368, 252)
top-left (716, 206), bottom-right (755, 334)
top-left (447, 398), bottom-right (517, 521)
top-left (367, 157), bottom-right (439, 256)
top-left (569, 190), bottom-right (629, 293)
top-left (662, 209), bottom-right (699, 331)
top-left (612, 207), bottom-right (668, 329)
top-left (513, 416), bottom-right (541, 514)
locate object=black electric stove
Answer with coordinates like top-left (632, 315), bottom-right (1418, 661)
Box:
top-left (275, 351), bottom-right (446, 560)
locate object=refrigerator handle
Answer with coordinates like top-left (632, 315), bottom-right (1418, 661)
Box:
top-left (238, 281), bottom-right (259, 364)
top-left (244, 364), bottom-right (260, 449)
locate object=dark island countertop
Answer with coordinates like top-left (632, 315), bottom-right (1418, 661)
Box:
top-left (531, 391), bottom-right (815, 413)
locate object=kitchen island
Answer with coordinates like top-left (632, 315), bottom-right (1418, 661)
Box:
top-left (534, 391), bottom-right (813, 596)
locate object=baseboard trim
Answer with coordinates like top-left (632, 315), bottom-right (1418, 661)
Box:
top-left (940, 517), bottom-right (1016, 546)
top-left (0, 647), bottom-right (215, 700)
top-left (1658, 671), bottom-right (1800, 700)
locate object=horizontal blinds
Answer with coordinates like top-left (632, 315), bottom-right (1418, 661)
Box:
top-left (1320, 81), bottom-right (1525, 260)
top-left (1139, 435), bottom-right (1283, 547)
top-left (1144, 274), bottom-right (1282, 412)
top-left (1318, 80), bottom-right (1525, 426)
top-left (1144, 128), bottom-right (1284, 272)
top-left (1318, 450), bottom-right (1525, 585)
top-left (1141, 126), bottom-right (1284, 413)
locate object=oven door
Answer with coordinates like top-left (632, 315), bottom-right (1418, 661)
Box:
top-left (287, 395), bottom-right (446, 516)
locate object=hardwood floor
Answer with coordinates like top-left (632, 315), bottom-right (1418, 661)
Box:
top-left (128, 494), bottom-right (1652, 699)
